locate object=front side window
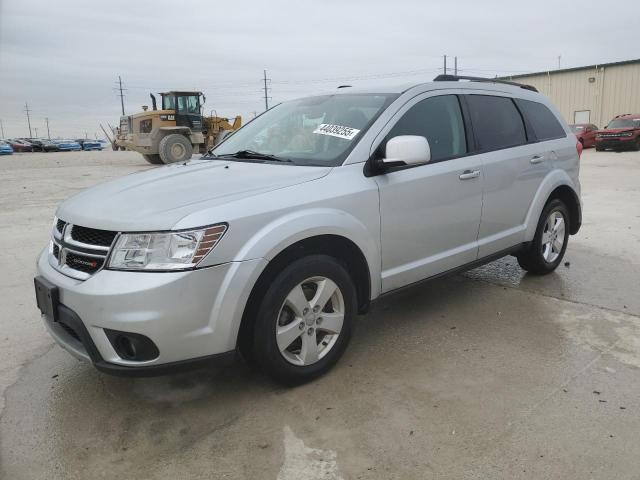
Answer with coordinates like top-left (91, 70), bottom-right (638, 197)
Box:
top-left (385, 95), bottom-right (467, 162)
top-left (178, 95), bottom-right (200, 114)
top-left (466, 95), bottom-right (526, 151)
top-left (212, 93), bottom-right (398, 166)
top-left (516, 99), bottom-right (565, 141)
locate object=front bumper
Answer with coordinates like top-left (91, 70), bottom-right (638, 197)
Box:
top-left (37, 249), bottom-right (266, 374)
top-left (595, 136), bottom-right (636, 150)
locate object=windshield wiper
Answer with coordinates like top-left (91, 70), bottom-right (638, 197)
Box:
top-left (218, 150), bottom-right (293, 163)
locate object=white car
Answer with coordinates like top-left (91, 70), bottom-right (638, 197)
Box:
top-left (35, 75), bottom-right (582, 383)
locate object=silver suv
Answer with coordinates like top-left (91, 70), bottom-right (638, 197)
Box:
top-left (35, 76), bottom-right (582, 383)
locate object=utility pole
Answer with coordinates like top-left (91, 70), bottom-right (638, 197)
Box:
top-left (0, 119), bottom-right (4, 138)
top-left (117, 76), bottom-right (126, 115)
top-left (34, 127), bottom-right (39, 137)
top-left (45, 117), bottom-right (51, 139)
top-left (24, 102), bottom-right (33, 137)
top-left (454, 56), bottom-right (458, 75)
top-left (443, 55), bottom-right (447, 75)
top-left (262, 69), bottom-right (271, 111)
top-left (558, 55), bottom-right (561, 69)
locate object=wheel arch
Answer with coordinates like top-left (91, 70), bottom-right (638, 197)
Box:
top-left (524, 171), bottom-right (582, 240)
top-left (237, 234), bottom-right (373, 355)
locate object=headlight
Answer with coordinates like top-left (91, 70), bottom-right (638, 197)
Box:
top-left (107, 224), bottom-right (227, 271)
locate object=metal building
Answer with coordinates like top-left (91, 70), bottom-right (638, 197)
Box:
top-left (505, 59), bottom-right (640, 128)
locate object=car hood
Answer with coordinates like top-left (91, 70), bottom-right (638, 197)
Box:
top-left (57, 159), bottom-right (332, 231)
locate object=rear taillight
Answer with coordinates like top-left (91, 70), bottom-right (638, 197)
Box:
top-left (576, 140), bottom-right (583, 159)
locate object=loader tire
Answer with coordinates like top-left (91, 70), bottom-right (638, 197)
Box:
top-left (142, 154), bottom-right (163, 165)
top-left (159, 134), bottom-right (193, 164)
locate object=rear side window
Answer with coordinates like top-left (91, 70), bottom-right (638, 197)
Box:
top-left (466, 95), bottom-right (526, 151)
top-left (516, 99), bottom-right (566, 141)
top-left (387, 95), bottom-right (467, 162)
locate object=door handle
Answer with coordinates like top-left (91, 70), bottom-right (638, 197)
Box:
top-left (459, 170), bottom-right (480, 180)
top-left (530, 154), bottom-right (545, 164)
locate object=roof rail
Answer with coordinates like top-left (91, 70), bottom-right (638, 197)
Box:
top-left (433, 74), bottom-right (538, 93)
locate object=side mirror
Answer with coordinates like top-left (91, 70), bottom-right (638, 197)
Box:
top-left (383, 135), bottom-right (431, 166)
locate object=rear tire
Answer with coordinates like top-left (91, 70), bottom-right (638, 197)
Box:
top-left (517, 199), bottom-right (569, 275)
top-left (595, 145), bottom-right (604, 151)
top-left (633, 138), bottom-right (640, 151)
top-left (159, 134), bottom-right (193, 164)
top-left (251, 255), bottom-right (356, 385)
top-left (142, 154), bottom-right (163, 165)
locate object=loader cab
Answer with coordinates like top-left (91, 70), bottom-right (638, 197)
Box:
top-left (160, 91), bottom-right (204, 132)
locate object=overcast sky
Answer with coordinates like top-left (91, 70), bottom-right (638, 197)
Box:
top-left (1, 0), bottom-right (638, 139)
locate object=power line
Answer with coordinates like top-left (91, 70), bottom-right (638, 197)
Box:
top-left (24, 102), bottom-right (32, 137)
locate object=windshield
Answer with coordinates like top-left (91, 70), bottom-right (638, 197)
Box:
top-left (570, 125), bottom-right (585, 133)
top-left (162, 94), bottom-right (175, 110)
top-left (607, 118), bottom-right (639, 129)
top-left (212, 93), bottom-right (398, 166)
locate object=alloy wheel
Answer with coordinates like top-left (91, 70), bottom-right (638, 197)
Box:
top-left (276, 276), bottom-right (344, 366)
top-left (541, 210), bottom-right (565, 263)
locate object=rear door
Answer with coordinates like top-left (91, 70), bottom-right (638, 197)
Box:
top-left (465, 93), bottom-right (550, 257)
top-left (373, 91), bottom-right (484, 292)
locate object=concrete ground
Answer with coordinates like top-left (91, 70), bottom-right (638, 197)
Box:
top-left (0, 148), bottom-right (639, 479)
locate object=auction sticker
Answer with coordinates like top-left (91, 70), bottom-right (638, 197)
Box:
top-left (313, 124), bottom-right (360, 140)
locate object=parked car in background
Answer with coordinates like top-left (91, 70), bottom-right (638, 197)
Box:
top-left (0, 141), bottom-right (14, 155)
top-left (78, 139), bottom-right (103, 151)
top-left (29, 138), bottom-right (60, 152)
top-left (596, 114), bottom-right (640, 151)
top-left (52, 139), bottom-right (82, 151)
top-left (570, 124), bottom-right (598, 148)
top-left (7, 139), bottom-right (33, 152)
top-left (35, 77), bottom-right (582, 383)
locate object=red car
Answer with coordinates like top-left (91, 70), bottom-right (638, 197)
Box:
top-left (595, 114), bottom-right (640, 151)
top-left (570, 123), bottom-right (598, 148)
top-left (6, 139), bottom-right (33, 152)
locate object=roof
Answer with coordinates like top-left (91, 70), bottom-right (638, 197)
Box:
top-left (160, 91), bottom-right (203, 95)
top-left (329, 79), bottom-right (540, 96)
top-left (505, 58), bottom-right (640, 79)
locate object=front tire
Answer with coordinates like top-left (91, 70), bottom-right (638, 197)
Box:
top-left (517, 199), bottom-right (569, 275)
top-left (159, 134), bottom-right (193, 164)
top-left (251, 255), bottom-right (356, 385)
top-left (142, 154), bottom-right (163, 165)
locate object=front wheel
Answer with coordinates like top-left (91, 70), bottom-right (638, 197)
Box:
top-left (517, 199), bottom-right (569, 275)
top-left (251, 255), bottom-right (356, 384)
top-left (142, 154), bottom-right (163, 165)
top-left (159, 134), bottom-right (193, 164)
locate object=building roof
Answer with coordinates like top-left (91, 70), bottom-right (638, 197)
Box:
top-left (506, 58), bottom-right (640, 79)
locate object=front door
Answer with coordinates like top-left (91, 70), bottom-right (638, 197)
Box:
top-left (372, 93), bottom-right (483, 292)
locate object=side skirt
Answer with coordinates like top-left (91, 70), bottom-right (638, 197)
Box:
top-left (370, 243), bottom-right (529, 307)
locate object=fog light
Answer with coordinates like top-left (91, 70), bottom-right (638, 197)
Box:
top-left (104, 329), bottom-right (159, 361)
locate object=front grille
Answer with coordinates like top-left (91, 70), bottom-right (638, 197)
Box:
top-left (65, 251), bottom-right (104, 274)
top-left (70, 226), bottom-right (117, 247)
top-left (50, 221), bottom-right (116, 279)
